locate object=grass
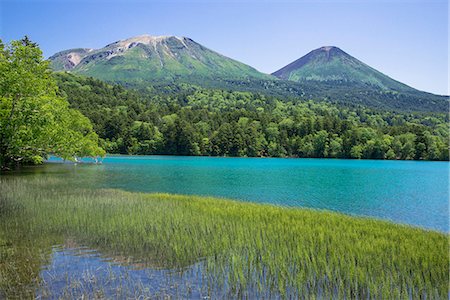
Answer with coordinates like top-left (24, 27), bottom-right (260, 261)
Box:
top-left (0, 176), bottom-right (448, 298)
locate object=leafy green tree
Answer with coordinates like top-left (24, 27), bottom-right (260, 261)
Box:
top-left (210, 123), bottom-right (242, 156)
top-left (312, 130), bottom-right (329, 157)
top-left (162, 118), bottom-right (198, 155)
top-left (297, 136), bottom-right (314, 157)
top-left (350, 145), bottom-right (363, 159)
top-left (0, 38), bottom-right (104, 168)
top-left (328, 134), bottom-right (343, 158)
top-left (392, 133), bottom-right (416, 160)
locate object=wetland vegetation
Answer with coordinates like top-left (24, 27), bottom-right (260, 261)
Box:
top-left (1, 176), bottom-right (447, 298)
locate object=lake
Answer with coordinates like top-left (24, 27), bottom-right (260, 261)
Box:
top-left (24, 155), bottom-right (450, 232)
top-left (2, 155), bottom-right (448, 298)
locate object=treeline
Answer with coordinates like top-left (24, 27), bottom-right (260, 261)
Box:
top-left (56, 73), bottom-right (449, 160)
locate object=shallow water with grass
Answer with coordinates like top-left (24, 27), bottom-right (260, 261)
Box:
top-left (38, 246), bottom-right (209, 298)
top-left (1, 156), bottom-right (448, 298)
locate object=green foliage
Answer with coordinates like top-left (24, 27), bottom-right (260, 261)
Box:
top-left (1, 176), bottom-right (448, 298)
top-left (56, 73), bottom-right (449, 160)
top-left (0, 38), bottom-right (105, 168)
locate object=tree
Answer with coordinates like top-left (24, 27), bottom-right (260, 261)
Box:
top-left (210, 123), bottom-right (242, 156)
top-left (0, 38), bottom-right (104, 169)
top-left (312, 130), bottom-right (329, 157)
top-left (392, 133), bottom-right (416, 160)
top-left (350, 145), bottom-right (363, 159)
top-left (328, 134), bottom-right (343, 158)
top-left (162, 118), bottom-right (197, 155)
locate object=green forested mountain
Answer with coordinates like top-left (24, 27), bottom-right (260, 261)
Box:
top-left (273, 46), bottom-right (412, 91)
top-left (272, 46), bottom-right (448, 112)
top-left (50, 37), bottom-right (448, 113)
top-left (49, 35), bottom-right (272, 83)
top-left (55, 72), bottom-right (449, 160)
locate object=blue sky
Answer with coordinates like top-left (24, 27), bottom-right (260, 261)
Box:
top-left (1, 0), bottom-right (448, 95)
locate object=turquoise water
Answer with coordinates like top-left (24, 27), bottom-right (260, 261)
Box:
top-left (37, 156), bottom-right (449, 232)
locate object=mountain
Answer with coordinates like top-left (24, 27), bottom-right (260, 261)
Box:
top-left (50, 39), bottom-right (448, 113)
top-left (272, 46), bottom-right (413, 91)
top-left (272, 46), bottom-right (448, 112)
top-left (49, 35), bottom-right (272, 83)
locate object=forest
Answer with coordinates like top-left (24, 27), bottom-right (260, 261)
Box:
top-left (56, 73), bottom-right (449, 161)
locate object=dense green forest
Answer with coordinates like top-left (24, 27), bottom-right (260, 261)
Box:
top-left (117, 77), bottom-right (449, 113)
top-left (56, 73), bottom-right (449, 160)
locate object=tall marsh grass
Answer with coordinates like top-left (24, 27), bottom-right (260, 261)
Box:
top-left (0, 176), bottom-right (448, 298)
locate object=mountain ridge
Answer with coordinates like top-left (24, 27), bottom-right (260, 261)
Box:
top-left (49, 35), bottom-right (448, 112)
top-left (49, 34), bottom-right (272, 82)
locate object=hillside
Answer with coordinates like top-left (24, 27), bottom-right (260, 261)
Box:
top-left (49, 35), bottom-right (272, 83)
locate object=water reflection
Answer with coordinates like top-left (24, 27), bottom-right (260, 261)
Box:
top-left (39, 243), bottom-right (208, 299)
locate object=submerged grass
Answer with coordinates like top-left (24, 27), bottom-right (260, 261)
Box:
top-left (0, 176), bottom-right (448, 298)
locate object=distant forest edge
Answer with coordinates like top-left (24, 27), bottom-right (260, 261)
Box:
top-left (55, 72), bottom-right (449, 161)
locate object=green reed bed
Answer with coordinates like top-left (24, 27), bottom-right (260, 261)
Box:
top-left (0, 177), bottom-right (448, 298)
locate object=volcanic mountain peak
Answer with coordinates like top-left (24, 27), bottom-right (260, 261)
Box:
top-left (106, 34), bottom-right (187, 48)
top-left (272, 46), bottom-right (415, 92)
top-left (319, 46), bottom-right (337, 51)
top-left (308, 46), bottom-right (350, 61)
top-left (50, 34), bottom-right (271, 82)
